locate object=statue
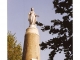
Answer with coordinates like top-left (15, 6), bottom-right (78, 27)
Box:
top-left (28, 8), bottom-right (39, 27)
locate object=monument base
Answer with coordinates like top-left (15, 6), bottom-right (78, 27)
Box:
top-left (27, 25), bottom-right (39, 35)
top-left (22, 25), bottom-right (40, 60)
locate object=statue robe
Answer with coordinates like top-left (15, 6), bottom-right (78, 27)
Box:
top-left (28, 11), bottom-right (36, 25)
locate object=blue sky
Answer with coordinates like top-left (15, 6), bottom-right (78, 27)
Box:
top-left (8, 0), bottom-right (65, 60)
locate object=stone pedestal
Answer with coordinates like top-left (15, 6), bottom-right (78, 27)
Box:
top-left (22, 25), bottom-right (40, 60)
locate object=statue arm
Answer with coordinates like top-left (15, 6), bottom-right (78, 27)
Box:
top-left (28, 12), bottom-right (30, 20)
top-left (35, 15), bottom-right (39, 17)
top-left (34, 12), bottom-right (39, 17)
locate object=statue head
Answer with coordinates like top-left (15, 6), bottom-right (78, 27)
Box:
top-left (31, 7), bottom-right (34, 11)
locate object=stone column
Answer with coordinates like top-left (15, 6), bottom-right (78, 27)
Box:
top-left (22, 25), bottom-right (40, 60)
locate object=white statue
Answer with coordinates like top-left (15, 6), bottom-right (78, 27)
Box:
top-left (28, 8), bottom-right (39, 27)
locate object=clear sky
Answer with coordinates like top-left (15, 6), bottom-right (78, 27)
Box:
top-left (7, 0), bottom-right (65, 60)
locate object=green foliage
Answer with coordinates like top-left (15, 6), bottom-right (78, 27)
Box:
top-left (7, 31), bottom-right (22, 60)
top-left (36, 0), bottom-right (73, 60)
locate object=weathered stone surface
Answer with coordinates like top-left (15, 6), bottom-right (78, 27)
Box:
top-left (22, 27), bottom-right (40, 60)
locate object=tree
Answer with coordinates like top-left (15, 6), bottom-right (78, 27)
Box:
top-left (7, 31), bottom-right (22, 60)
top-left (36, 0), bottom-right (73, 60)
